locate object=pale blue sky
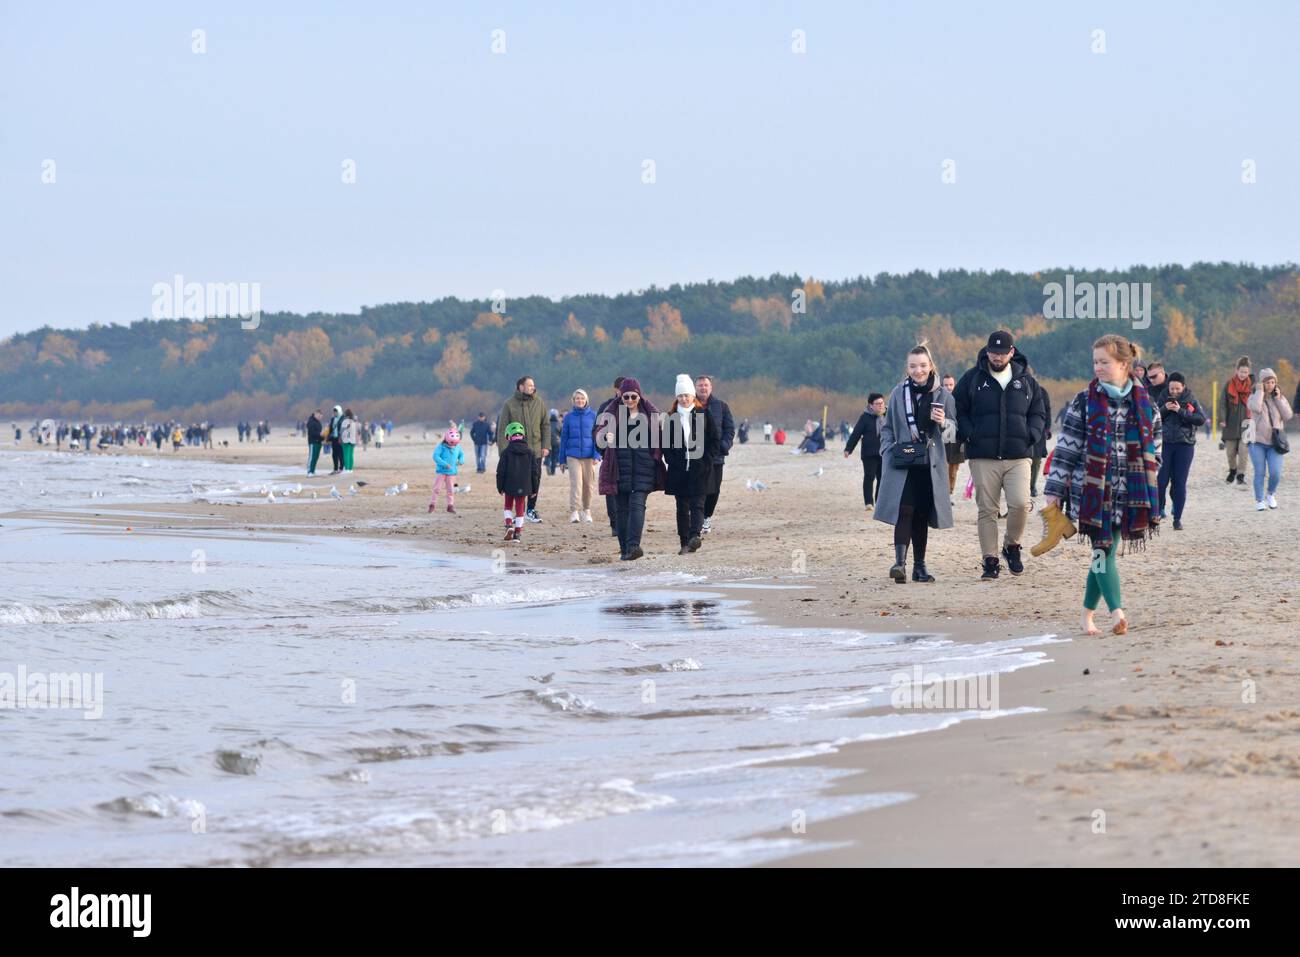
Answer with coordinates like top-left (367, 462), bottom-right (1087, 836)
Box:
top-left (2, 0), bottom-right (1297, 336)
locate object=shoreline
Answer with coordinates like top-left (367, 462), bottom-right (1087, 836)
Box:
top-left (4, 430), bottom-right (1299, 866)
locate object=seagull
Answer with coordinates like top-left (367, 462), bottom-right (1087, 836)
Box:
top-left (458, 484), bottom-right (471, 494)
top-left (811, 466), bottom-right (824, 477)
top-left (310, 490), bottom-right (318, 499)
top-left (329, 486), bottom-right (343, 500)
top-left (745, 478), bottom-right (769, 491)
top-left (348, 485), bottom-right (359, 496)
top-left (398, 482), bottom-right (408, 492)
top-left (266, 491), bottom-right (276, 504)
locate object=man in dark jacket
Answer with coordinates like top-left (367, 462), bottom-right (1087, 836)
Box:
top-left (306, 409), bottom-right (324, 475)
top-left (695, 375), bottom-right (735, 535)
top-left (327, 405), bottom-right (344, 474)
top-left (844, 393), bottom-right (886, 509)
top-left (470, 412), bottom-right (492, 473)
top-left (954, 331), bottom-right (1048, 580)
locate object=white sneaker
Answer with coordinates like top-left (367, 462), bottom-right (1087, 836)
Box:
top-left (581, 510), bottom-right (593, 523)
top-left (1256, 500), bottom-right (1267, 511)
top-left (1268, 495), bottom-right (1278, 509)
top-left (702, 517), bottom-right (712, 534)
top-left (569, 511), bottom-right (580, 523)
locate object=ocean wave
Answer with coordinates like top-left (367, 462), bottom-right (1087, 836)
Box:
top-left (609, 657), bottom-right (703, 675)
top-left (97, 792), bottom-right (206, 820)
top-left (0, 589), bottom-right (254, 624)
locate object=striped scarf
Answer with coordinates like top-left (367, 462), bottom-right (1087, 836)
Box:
top-left (1079, 378), bottom-right (1160, 551)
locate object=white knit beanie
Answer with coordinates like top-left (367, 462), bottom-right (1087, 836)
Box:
top-left (674, 374), bottom-right (696, 397)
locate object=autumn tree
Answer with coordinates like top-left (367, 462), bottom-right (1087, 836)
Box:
top-left (1164, 307), bottom-right (1198, 350)
top-left (434, 335), bottom-right (471, 386)
top-left (564, 312), bottom-right (586, 337)
top-left (645, 302), bottom-right (689, 351)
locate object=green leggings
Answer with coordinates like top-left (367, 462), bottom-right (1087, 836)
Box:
top-left (1083, 544), bottom-right (1122, 612)
top-left (343, 443), bottom-right (355, 470)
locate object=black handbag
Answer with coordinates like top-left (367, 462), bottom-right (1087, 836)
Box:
top-left (891, 382), bottom-right (931, 468)
top-left (1265, 398), bottom-right (1290, 454)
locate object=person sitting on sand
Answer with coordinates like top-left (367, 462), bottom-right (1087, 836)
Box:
top-left (1040, 334), bottom-right (1162, 637)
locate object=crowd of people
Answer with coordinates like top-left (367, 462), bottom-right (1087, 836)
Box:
top-left (831, 331), bottom-right (1294, 636)
top-left (452, 374), bottom-right (736, 557)
top-left (11, 420), bottom-right (219, 451)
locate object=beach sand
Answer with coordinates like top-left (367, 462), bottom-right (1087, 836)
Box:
top-left (7, 425), bottom-right (1299, 865)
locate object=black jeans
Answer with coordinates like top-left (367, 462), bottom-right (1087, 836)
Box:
top-left (605, 493), bottom-right (618, 531)
top-left (527, 458), bottom-right (542, 512)
top-left (674, 494), bottom-right (706, 544)
top-left (615, 490), bottom-right (648, 553)
top-left (704, 463), bottom-right (724, 518)
top-left (862, 455), bottom-right (882, 506)
top-left (330, 440), bottom-right (343, 471)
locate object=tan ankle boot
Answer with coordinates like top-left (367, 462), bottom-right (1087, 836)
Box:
top-left (1031, 502), bottom-right (1077, 557)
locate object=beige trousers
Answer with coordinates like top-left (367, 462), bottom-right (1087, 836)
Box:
top-left (968, 458), bottom-right (1032, 557)
top-left (567, 458), bottom-right (596, 511)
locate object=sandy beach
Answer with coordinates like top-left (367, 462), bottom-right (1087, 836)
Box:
top-left (6, 425), bottom-right (1298, 866)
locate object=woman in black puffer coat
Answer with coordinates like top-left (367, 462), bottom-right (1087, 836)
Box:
top-left (599, 377), bottom-right (664, 561)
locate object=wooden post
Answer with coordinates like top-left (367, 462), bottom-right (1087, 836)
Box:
top-left (1212, 380), bottom-right (1218, 442)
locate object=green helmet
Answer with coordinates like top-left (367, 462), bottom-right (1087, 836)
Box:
top-left (504, 421), bottom-right (526, 439)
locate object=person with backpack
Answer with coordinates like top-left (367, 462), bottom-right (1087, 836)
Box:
top-left (1156, 373), bottom-right (1206, 529)
top-left (496, 422), bottom-right (538, 542)
top-left (954, 331), bottom-right (1048, 580)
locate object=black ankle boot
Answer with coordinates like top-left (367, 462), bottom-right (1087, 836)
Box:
top-left (890, 543), bottom-right (908, 583)
top-left (912, 561), bottom-right (935, 582)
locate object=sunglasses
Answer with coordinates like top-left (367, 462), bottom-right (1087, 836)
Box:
top-left (621, 393), bottom-right (639, 401)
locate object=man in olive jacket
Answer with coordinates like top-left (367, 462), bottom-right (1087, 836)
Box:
top-left (496, 375), bottom-right (551, 522)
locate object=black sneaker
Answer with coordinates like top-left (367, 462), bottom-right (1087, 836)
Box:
top-left (981, 556), bottom-right (1001, 580)
top-left (1226, 469), bottom-right (1237, 484)
top-left (687, 535), bottom-right (702, 552)
top-left (625, 546), bottom-right (644, 561)
top-left (1173, 518), bottom-right (1183, 530)
top-left (1236, 474), bottom-right (1246, 486)
top-left (1001, 544), bottom-right (1024, 576)
top-left (526, 509), bottom-right (542, 523)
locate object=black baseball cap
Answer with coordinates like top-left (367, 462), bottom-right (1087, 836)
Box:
top-left (986, 331), bottom-right (1014, 354)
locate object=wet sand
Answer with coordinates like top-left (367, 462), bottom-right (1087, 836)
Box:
top-left (6, 425), bottom-right (1299, 865)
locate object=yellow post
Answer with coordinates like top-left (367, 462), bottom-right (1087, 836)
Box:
top-left (822, 404), bottom-right (828, 434)
top-left (1211, 380), bottom-right (1218, 442)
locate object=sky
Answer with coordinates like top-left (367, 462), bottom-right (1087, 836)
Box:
top-left (2, 0), bottom-right (1298, 337)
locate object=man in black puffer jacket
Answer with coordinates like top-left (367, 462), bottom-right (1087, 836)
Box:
top-left (954, 331), bottom-right (1048, 580)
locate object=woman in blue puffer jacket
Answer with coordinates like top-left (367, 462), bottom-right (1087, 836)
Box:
top-left (557, 389), bottom-right (601, 523)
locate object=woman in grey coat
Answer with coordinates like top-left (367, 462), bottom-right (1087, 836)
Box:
top-left (874, 343), bottom-right (956, 582)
